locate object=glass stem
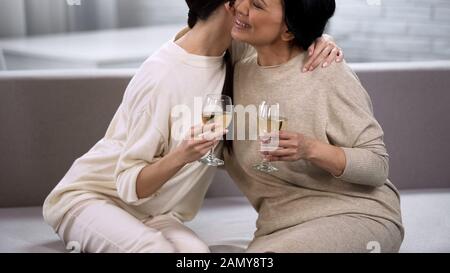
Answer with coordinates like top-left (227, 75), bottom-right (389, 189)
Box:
top-left (210, 145), bottom-right (215, 158)
top-left (262, 154), bottom-right (269, 166)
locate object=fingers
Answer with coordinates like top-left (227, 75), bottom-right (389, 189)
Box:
top-left (277, 140), bottom-right (296, 148)
top-left (190, 124), bottom-right (204, 139)
top-left (189, 138), bottom-right (217, 153)
top-left (303, 34), bottom-right (344, 71)
top-left (190, 123), bottom-right (221, 139)
top-left (307, 42), bottom-right (316, 58)
top-left (323, 47), bottom-right (339, 68)
top-left (263, 148), bottom-right (295, 157)
top-left (336, 48), bottom-right (344, 62)
top-left (303, 39), bottom-right (328, 72)
top-left (309, 44), bottom-right (333, 71)
top-left (200, 127), bottom-right (228, 141)
top-left (193, 142), bottom-right (217, 158)
top-left (279, 130), bottom-right (295, 140)
top-left (197, 140), bottom-right (218, 150)
top-left (189, 137), bottom-right (211, 146)
top-left (266, 155), bottom-right (298, 162)
top-left (265, 130), bottom-right (294, 140)
top-left (203, 122), bottom-right (220, 134)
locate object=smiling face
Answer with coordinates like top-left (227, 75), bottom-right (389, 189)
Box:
top-left (231, 0), bottom-right (290, 47)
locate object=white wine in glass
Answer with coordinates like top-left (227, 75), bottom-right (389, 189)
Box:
top-left (254, 102), bottom-right (287, 173)
top-left (199, 94), bottom-right (233, 166)
top-left (202, 112), bottom-right (233, 130)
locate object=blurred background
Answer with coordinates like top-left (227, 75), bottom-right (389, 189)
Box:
top-left (0, 0), bottom-right (449, 70)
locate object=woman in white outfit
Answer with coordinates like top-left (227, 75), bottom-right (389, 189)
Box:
top-left (43, 0), bottom-right (342, 253)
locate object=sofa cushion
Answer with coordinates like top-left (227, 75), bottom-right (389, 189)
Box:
top-left (0, 190), bottom-right (449, 253)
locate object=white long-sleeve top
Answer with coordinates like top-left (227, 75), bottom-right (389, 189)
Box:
top-left (43, 38), bottom-right (226, 231)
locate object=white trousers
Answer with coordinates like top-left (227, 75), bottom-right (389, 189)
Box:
top-left (57, 199), bottom-right (210, 253)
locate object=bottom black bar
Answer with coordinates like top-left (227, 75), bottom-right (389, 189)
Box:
top-left (1, 253), bottom-right (447, 272)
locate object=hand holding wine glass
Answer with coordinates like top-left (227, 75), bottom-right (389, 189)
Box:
top-left (198, 94), bottom-right (233, 166)
top-left (174, 122), bottom-right (227, 165)
top-left (262, 130), bottom-right (316, 163)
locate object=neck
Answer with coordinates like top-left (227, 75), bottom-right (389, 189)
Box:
top-left (176, 21), bottom-right (231, 57)
top-left (255, 41), bottom-right (303, 66)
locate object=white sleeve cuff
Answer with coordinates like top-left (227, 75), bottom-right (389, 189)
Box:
top-left (116, 162), bottom-right (156, 205)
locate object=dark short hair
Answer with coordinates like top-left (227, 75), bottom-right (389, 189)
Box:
top-left (186, 0), bottom-right (230, 28)
top-left (283, 0), bottom-right (336, 50)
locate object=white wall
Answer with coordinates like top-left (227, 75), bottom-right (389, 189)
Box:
top-left (0, 0), bottom-right (26, 37)
top-left (24, 0), bottom-right (68, 35)
top-left (1, 0), bottom-right (449, 62)
top-left (117, 0), bottom-right (187, 27)
top-left (329, 0), bottom-right (450, 62)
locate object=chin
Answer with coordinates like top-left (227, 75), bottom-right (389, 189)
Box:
top-left (231, 28), bottom-right (249, 43)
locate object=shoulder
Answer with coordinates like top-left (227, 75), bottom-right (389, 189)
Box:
top-left (309, 61), bottom-right (372, 110)
top-left (123, 42), bottom-right (179, 114)
top-left (309, 60), bottom-right (359, 85)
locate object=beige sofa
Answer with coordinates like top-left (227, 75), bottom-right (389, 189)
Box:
top-left (1, 62), bottom-right (449, 253)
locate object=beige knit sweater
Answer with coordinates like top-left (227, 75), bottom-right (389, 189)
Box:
top-left (224, 51), bottom-right (404, 238)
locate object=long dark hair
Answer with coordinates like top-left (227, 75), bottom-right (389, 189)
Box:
top-left (186, 0), bottom-right (234, 154)
top-left (222, 50), bottom-right (234, 155)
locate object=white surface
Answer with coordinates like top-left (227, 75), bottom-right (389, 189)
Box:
top-left (0, 25), bottom-right (184, 70)
top-left (350, 60), bottom-right (450, 72)
top-left (0, 69), bottom-right (135, 80)
top-left (0, 191), bottom-right (449, 253)
top-left (398, 189), bottom-right (450, 253)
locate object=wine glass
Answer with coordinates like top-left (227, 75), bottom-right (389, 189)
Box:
top-left (198, 94), bottom-right (233, 166)
top-left (253, 102), bottom-right (286, 173)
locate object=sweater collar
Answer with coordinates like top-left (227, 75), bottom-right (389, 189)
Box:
top-left (165, 29), bottom-right (225, 68)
